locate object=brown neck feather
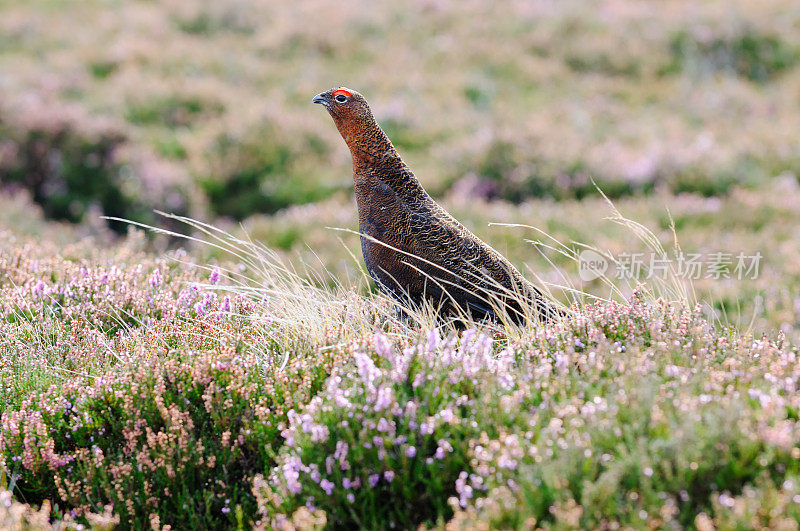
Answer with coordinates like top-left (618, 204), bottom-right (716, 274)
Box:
top-left (334, 111), bottom-right (424, 198)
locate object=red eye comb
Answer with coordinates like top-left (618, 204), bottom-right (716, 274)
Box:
top-left (332, 89), bottom-right (352, 98)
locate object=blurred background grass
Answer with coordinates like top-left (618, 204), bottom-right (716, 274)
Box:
top-left (1, 0), bottom-right (799, 337)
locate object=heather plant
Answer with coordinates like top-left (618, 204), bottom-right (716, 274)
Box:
top-left (263, 329), bottom-right (512, 528)
top-left (666, 26), bottom-right (800, 83)
top-left (2, 190), bottom-right (800, 528)
top-left (1, 344), bottom-right (344, 529)
top-left (0, 227), bottom-right (242, 410)
top-left (0, 223), bottom-right (354, 527)
top-left (200, 122), bottom-right (340, 220)
top-left (447, 301), bottom-right (800, 529)
top-left (255, 294), bottom-right (800, 529)
top-left (0, 101), bottom-right (196, 233)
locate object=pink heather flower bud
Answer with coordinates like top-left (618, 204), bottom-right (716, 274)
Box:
top-left (32, 280), bottom-right (46, 296)
top-left (209, 268), bottom-right (220, 284)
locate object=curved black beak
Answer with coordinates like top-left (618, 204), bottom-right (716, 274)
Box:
top-left (312, 93), bottom-right (329, 108)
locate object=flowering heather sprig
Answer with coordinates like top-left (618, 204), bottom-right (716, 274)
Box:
top-left (0, 232), bottom-right (262, 410)
top-left (266, 328), bottom-right (520, 527)
top-left (0, 490), bottom-right (115, 529)
top-left (1, 340), bottom-right (346, 529)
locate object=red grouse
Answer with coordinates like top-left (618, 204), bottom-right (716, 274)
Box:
top-left (313, 87), bottom-right (563, 324)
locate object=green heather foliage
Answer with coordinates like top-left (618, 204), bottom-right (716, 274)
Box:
top-left (0, 105), bottom-right (194, 233)
top-left (666, 27), bottom-right (800, 82)
top-left (0, 112), bottom-right (126, 226)
top-left (125, 94), bottom-right (225, 128)
top-left (201, 124), bottom-right (339, 220)
top-left (2, 347), bottom-right (341, 528)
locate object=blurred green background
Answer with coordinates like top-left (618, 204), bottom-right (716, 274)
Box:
top-left (2, 0), bottom-right (799, 223)
top-left (1, 0), bottom-right (799, 336)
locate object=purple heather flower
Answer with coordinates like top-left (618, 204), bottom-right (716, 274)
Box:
top-left (373, 332), bottom-right (393, 359)
top-left (209, 268), bottom-right (220, 284)
top-left (384, 471), bottom-right (395, 482)
top-left (334, 441), bottom-right (348, 461)
top-left (32, 280), bottom-right (46, 296)
top-left (320, 479), bottom-right (334, 496)
top-left (369, 474), bottom-right (380, 487)
top-left (497, 454), bottom-right (517, 470)
top-left (425, 328), bottom-right (440, 353)
top-left (373, 386), bottom-right (394, 411)
top-left (405, 446), bottom-right (417, 458)
top-left (282, 457), bottom-right (303, 494)
top-left (455, 471), bottom-right (473, 508)
top-left (355, 352), bottom-right (380, 392)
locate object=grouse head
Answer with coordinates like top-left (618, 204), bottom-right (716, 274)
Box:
top-left (313, 87), bottom-right (385, 155)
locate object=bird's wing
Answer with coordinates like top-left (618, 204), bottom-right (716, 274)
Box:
top-left (404, 200), bottom-right (514, 291)
top-left (404, 199), bottom-right (556, 307)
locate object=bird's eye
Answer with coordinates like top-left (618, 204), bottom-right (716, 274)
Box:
top-left (335, 94), bottom-right (348, 103)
